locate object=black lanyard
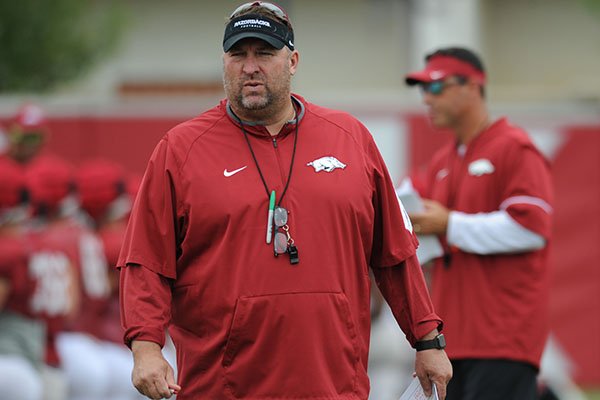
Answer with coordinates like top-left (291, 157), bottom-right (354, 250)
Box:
top-left (238, 110), bottom-right (299, 206)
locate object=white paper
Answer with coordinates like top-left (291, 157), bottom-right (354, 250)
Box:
top-left (398, 376), bottom-right (439, 400)
top-left (395, 178), bottom-right (444, 264)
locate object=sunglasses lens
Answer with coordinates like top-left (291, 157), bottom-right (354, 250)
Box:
top-left (427, 81), bottom-right (444, 95)
top-left (274, 231), bottom-right (288, 254)
top-left (231, 2), bottom-right (288, 20)
top-left (273, 207), bottom-right (288, 227)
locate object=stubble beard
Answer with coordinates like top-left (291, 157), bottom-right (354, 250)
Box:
top-left (240, 88), bottom-right (272, 110)
top-left (224, 72), bottom-right (291, 121)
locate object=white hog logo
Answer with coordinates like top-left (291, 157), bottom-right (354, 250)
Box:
top-left (306, 156), bottom-right (347, 173)
top-left (468, 158), bottom-right (495, 176)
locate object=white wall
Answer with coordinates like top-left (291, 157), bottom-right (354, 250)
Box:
top-left (2, 0), bottom-right (599, 115)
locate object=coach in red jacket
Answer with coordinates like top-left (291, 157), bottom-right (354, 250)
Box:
top-left (406, 47), bottom-right (553, 400)
top-left (118, 3), bottom-right (452, 399)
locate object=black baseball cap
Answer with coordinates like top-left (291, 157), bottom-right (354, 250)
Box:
top-left (223, 13), bottom-right (294, 52)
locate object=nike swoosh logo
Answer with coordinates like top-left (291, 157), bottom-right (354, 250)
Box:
top-left (223, 166), bottom-right (247, 177)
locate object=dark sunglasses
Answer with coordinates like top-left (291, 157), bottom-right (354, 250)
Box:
top-left (230, 1), bottom-right (289, 22)
top-left (419, 76), bottom-right (467, 96)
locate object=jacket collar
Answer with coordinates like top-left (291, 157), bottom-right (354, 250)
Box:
top-left (222, 94), bottom-right (306, 138)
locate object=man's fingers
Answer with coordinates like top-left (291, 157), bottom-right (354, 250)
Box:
top-left (168, 383), bottom-right (182, 396)
top-left (166, 364), bottom-right (181, 395)
top-left (418, 374), bottom-right (433, 397)
top-left (136, 381), bottom-right (167, 400)
top-left (133, 374), bottom-right (173, 399)
top-left (135, 381), bottom-right (160, 400)
top-left (166, 366), bottom-right (180, 388)
top-left (153, 379), bottom-right (174, 399)
top-left (435, 380), bottom-right (447, 400)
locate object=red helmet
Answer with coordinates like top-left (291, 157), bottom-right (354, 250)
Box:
top-left (77, 159), bottom-right (126, 220)
top-left (26, 156), bottom-right (74, 212)
top-left (0, 157), bottom-right (26, 209)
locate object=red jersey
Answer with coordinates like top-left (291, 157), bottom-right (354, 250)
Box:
top-left (60, 220), bottom-right (111, 336)
top-left (0, 232), bottom-right (36, 315)
top-left (425, 118), bottom-right (553, 368)
top-left (25, 221), bottom-right (81, 366)
top-left (119, 95), bottom-right (440, 399)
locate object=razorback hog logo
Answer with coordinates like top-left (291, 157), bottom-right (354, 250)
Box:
top-left (468, 158), bottom-right (495, 176)
top-left (306, 156), bottom-right (347, 173)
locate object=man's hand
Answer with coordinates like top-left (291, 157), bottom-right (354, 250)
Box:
top-left (409, 199), bottom-right (450, 236)
top-left (415, 348), bottom-right (452, 399)
top-left (131, 340), bottom-right (181, 399)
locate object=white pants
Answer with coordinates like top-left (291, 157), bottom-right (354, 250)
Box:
top-left (40, 365), bottom-right (68, 400)
top-left (56, 332), bottom-right (144, 400)
top-left (0, 355), bottom-right (43, 400)
top-left (539, 335), bottom-right (587, 400)
top-left (368, 305), bottom-right (415, 400)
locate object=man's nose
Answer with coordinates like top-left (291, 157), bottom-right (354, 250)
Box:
top-left (423, 92), bottom-right (435, 106)
top-left (242, 55), bottom-right (260, 75)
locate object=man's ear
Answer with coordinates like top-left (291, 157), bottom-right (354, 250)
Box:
top-left (289, 50), bottom-right (299, 75)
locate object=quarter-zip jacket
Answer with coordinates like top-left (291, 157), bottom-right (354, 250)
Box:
top-left (425, 118), bottom-right (553, 368)
top-left (118, 94), bottom-right (441, 399)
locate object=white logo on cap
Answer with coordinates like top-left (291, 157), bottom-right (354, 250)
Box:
top-left (234, 19), bottom-right (271, 28)
top-left (288, 40), bottom-right (294, 47)
top-left (429, 70), bottom-right (445, 80)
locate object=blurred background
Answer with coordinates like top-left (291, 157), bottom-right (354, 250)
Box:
top-left (0, 0), bottom-right (598, 398)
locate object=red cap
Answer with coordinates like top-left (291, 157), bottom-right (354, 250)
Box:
top-left (26, 156), bottom-right (74, 210)
top-left (405, 55), bottom-right (486, 86)
top-left (77, 159), bottom-right (125, 219)
top-left (0, 157), bottom-right (25, 209)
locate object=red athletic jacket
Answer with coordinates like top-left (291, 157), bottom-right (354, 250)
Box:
top-left (425, 118), bottom-right (553, 368)
top-left (118, 95), bottom-right (441, 399)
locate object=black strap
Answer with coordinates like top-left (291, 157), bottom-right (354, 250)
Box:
top-left (239, 107), bottom-right (299, 205)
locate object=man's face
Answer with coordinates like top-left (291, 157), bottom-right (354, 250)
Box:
top-left (223, 38), bottom-right (298, 116)
top-left (419, 77), bottom-right (471, 129)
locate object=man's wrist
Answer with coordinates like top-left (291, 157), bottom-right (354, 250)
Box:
top-left (131, 340), bottom-right (162, 356)
top-left (415, 333), bottom-right (446, 351)
top-left (419, 329), bottom-right (439, 341)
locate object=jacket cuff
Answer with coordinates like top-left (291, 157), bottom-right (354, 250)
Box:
top-left (411, 317), bottom-right (443, 347)
top-left (124, 327), bottom-right (166, 349)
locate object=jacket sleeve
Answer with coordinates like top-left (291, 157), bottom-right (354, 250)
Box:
top-left (117, 136), bottom-right (182, 348)
top-left (367, 136), bottom-right (419, 268)
top-left (117, 137), bottom-right (182, 279)
top-left (120, 264), bottom-right (172, 348)
top-left (372, 253), bottom-right (442, 346)
top-left (499, 143), bottom-right (553, 239)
